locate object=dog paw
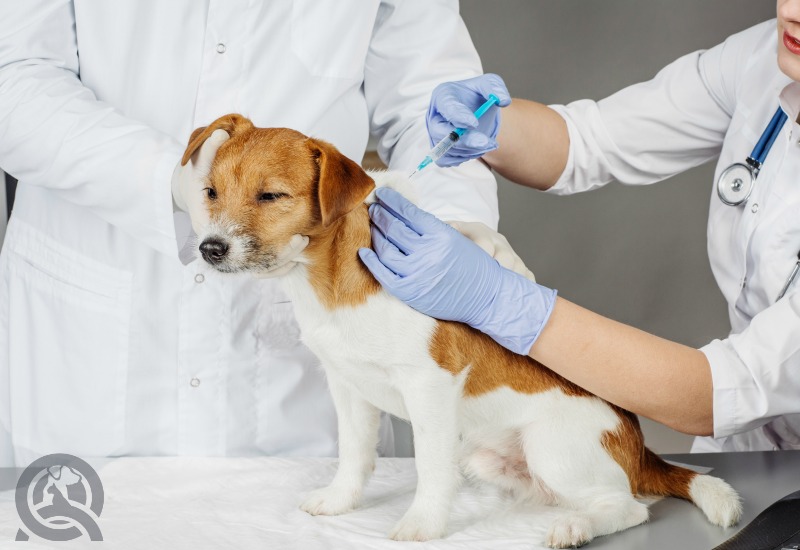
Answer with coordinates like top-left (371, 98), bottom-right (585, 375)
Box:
top-left (300, 486), bottom-right (359, 516)
top-left (389, 511), bottom-right (448, 542)
top-left (546, 515), bottom-right (592, 548)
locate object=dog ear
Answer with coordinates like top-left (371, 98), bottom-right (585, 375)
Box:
top-left (307, 138), bottom-right (375, 227)
top-left (181, 114), bottom-right (254, 166)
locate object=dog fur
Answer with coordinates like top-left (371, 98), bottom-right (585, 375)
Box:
top-left (183, 114), bottom-right (741, 547)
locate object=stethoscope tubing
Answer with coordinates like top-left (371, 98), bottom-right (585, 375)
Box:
top-left (717, 107), bottom-right (798, 302)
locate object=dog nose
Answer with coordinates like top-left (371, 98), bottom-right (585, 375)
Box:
top-left (199, 239), bottom-right (229, 264)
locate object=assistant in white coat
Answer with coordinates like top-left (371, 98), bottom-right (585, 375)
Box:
top-left (0, 0), bottom-right (499, 467)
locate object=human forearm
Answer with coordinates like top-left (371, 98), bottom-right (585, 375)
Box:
top-left (483, 99), bottom-right (570, 190)
top-left (529, 297), bottom-right (713, 436)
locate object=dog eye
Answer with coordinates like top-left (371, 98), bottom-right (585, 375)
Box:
top-left (258, 192), bottom-right (286, 202)
top-left (204, 187), bottom-right (218, 200)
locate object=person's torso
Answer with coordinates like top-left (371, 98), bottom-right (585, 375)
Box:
top-left (0, 0), bottom-right (390, 466)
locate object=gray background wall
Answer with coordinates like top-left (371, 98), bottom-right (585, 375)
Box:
top-left (459, 1), bottom-right (776, 452)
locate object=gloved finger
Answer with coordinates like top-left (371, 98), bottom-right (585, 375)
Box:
top-left (471, 73), bottom-right (512, 107)
top-left (278, 234), bottom-right (309, 260)
top-left (193, 129), bottom-right (230, 173)
top-left (434, 149), bottom-right (485, 167)
top-left (373, 187), bottom-right (444, 236)
top-left (458, 132), bottom-right (493, 151)
top-left (435, 96), bottom-right (480, 129)
top-left (358, 247), bottom-right (403, 292)
top-left (186, 188), bottom-right (211, 234)
top-left (427, 119), bottom-right (465, 147)
top-left (255, 260), bottom-right (298, 279)
top-left (368, 202), bottom-right (419, 253)
top-left (370, 224), bottom-right (410, 276)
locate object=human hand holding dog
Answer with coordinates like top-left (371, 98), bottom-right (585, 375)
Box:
top-left (172, 128), bottom-right (230, 233)
top-left (359, 188), bottom-right (556, 355)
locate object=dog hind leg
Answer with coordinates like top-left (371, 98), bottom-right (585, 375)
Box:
top-left (520, 419), bottom-right (649, 548)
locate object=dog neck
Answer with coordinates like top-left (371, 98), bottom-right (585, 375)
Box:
top-left (300, 203), bottom-right (382, 309)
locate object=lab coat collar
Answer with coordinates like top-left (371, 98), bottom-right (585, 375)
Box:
top-left (779, 80), bottom-right (800, 125)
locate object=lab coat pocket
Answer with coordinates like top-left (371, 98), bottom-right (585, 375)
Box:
top-left (290, 0), bottom-right (379, 80)
top-left (6, 221), bottom-right (132, 458)
top-left (259, 298), bottom-right (302, 350)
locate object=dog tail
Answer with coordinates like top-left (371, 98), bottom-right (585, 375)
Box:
top-left (637, 448), bottom-right (742, 527)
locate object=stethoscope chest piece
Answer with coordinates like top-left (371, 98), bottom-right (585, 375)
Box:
top-left (717, 107), bottom-right (787, 207)
top-left (717, 162), bottom-right (756, 206)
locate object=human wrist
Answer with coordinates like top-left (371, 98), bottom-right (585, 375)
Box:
top-left (473, 270), bottom-right (558, 355)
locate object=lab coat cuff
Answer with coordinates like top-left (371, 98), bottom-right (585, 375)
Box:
top-left (701, 339), bottom-right (744, 439)
top-left (543, 104), bottom-right (576, 196)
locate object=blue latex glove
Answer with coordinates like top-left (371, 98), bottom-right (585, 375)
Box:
top-left (358, 188), bottom-right (557, 355)
top-left (426, 74), bottom-right (512, 167)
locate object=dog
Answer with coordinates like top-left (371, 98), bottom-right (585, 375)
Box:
top-left (182, 114), bottom-right (742, 548)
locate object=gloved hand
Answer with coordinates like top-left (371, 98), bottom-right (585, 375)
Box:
top-left (254, 234), bottom-right (310, 279)
top-left (172, 128), bottom-right (230, 234)
top-left (426, 73), bottom-right (511, 167)
top-left (446, 220), bottom-right (536, 283)
top-left (358, 188), bottom-right (556, 355)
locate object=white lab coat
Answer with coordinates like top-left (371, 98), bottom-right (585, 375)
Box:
top-left (551, 20), bottom-right (800, 451)
top-left (0, 0), bottom-right (499, 467)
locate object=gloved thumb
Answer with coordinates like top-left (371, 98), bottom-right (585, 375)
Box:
top-left (193, 129), bottom-right (230, 173)
top-left (473, 73), bottom-right (512, 107)
top-left (358, 247), bottom-right (401, 290)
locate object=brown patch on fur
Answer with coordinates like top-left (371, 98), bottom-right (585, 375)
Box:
top-left (181, 113), bottom-right (254, 166)
top-left (186, 115), bottom-right (377, 300)
top-left (303, 203), bottom-right (382, 309)
top-left (307, 138), bottom-right (375, 227)
top-left (601, 406), bottom-right (696, 500)
top-left (429, 320), bottom-right (591, 398)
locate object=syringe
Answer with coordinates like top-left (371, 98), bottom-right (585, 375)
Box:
top-left (409, 93), bottom-right (500, 178)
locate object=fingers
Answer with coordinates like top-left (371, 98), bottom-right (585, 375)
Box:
top-left (358, 247), bottom-right (403, 290)
top-left (369, 225), bottom-right (410, 276)
top-left (194, 129), bottom-right (230, 173)
top-left (373, 187), bottom-right (444, 236)
top-left (459, 131), bottom-right (496, 151)
top-left (280, 234), bottom-right (309, 259)
top-left (435, 92), bottom-right (480, 129)
top-left (473, 73), bottom-right (512, 107)
top-left (368, 202), bottom-right (419, 253)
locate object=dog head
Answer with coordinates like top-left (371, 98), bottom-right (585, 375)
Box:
top-left (181, 114), bottom-right (375, 274)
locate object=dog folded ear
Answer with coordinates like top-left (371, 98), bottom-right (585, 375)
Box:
top-left (307, 138), bottom-right (375, 227)
top-left (181, 114), bottom-right (254, 166)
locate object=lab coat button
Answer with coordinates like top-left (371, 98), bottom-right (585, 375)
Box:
top-left (195, 274), bottom-right (205, 283)
top-left (751, 203), bottom-right (759, 213)
top-left (190, 377), bottom-right (201, 388)
top-left (216, 43), bottom-right (226, 54)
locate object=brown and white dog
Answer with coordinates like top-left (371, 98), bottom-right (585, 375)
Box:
top-left (182, 114), bottom-right (741, 548)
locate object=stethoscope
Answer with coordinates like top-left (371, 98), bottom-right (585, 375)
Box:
top-left (716, 107), bottom-right (799, 301)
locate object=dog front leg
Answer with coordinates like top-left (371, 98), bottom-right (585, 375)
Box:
top-left (301, 373), bottom-right (381, 516)
top-left (389, 373), bottom-right (461, 541)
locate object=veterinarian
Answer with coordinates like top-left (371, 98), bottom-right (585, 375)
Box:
top-left (361, 4), bottom-right (800, 452)
top-left (0, 1), bottom-right (502, 467)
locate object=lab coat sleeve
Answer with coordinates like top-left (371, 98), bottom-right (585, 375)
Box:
top-left (0, 0), bottom-right (184, 257)
top-left (363, 0), bottom-right (499, 228)
top-left (701, 290), bottom-right (800, 439)
top-left (548, 21), bottom-right (772, 195)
